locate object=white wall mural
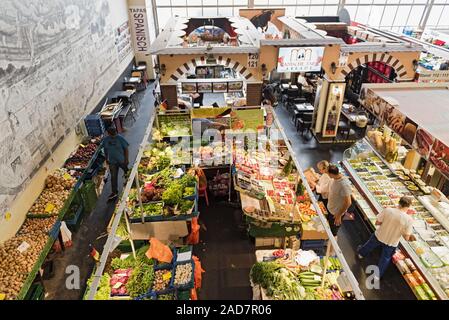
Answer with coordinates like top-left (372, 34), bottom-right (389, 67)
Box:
top-left (0, 0), bottom-right (133, 220)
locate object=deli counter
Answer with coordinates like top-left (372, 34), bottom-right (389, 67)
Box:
top-left (342, 138), bottom-right (449, 300)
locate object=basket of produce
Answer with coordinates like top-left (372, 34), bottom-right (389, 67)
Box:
top-left (128, 201), bottom-right (164, 223)
top-left (157, 290), bottom-right (176, 300)
top-left (110, 268), bottom-right (133, 297)
top-left (151, 267), bottom-right (173, 293)
top-left (183, 181), bottom-right (197, 201)
top-left (171, 260), bottom-right (195, 290)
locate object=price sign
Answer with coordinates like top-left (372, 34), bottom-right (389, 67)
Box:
top-left (17, 241), bottom-right (30, 253)
top-left (162, 272), bottom-right (172, 281)
top-left (45, 203), bottom-right (55, 213)
top-left (63, 173), bottom-right (72, 180)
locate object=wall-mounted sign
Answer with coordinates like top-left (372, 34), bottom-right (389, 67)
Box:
top-left (212, 82), bottom-right (228, 93)
top-left (248, 53), bottom-right (259, 68)
top-left (197, 82), bottom-right (213, 93)
top-left (277, 47), bottom-right (324, 73)
top-left (115, 21), bottom-right (133, 62)
top-left (228, 81), bottom-right (244, 92)
top-left (418, 69), bottom-right (449, 82)
top-left (129, 6), bottom-right (151, 54)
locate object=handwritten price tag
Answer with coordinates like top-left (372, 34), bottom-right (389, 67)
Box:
top-left (162, 272), bottom-right (172, 281)
top-left (45, 203), bottom-right (55, 213)
top-left (63, 173), bottom-right (72, 180)
top-left (17, 241), bottom-right (30, 253)
top-left (112, 281), bottom-right (123, 289)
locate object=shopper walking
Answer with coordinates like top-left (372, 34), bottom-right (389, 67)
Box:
top-left (326, 165), bottom-right (352, 237)
top-left (102, 126), bottom-right (130, 201)
top-left (315, 160), bottom-right (331, 207)
top-left (357, 196), bottom-right (416, 279)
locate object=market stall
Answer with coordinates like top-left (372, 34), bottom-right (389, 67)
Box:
top-left (0, 135), bottom-right (105, 300)
top-left (85, 102), bottom-right (364, 300)
top-left (339, 82), bottom-right (449, 300)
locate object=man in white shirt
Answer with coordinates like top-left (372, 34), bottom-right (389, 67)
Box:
top-left (357, 196), bottom-right (416, 278)
top-left (326, 165), bottom-right (352, 237)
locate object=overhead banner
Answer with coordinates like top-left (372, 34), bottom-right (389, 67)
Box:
top-left (277, 47), bottom-right (325, 73)
top-left (128, 6), bottom-right (151, 54)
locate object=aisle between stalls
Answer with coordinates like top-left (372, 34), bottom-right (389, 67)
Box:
top-left (273, 103), bottom-right (415, 300)
top-left (42, 83), bottom-right (156, 300)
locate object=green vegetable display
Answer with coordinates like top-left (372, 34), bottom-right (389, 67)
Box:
top-left (126, 262), bottom-right (155, 298)
top-left (84, 274), bottom-right (111, 300)
top-left (130, 202), bottom-right (164, 218)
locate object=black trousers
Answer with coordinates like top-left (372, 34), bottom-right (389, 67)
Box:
top-left (109, 162), bottom-right (128, 194)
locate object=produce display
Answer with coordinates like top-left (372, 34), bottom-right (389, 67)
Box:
top-left (393, 251), bottom-right (437, 300)
top-left (158, 114), bottom-right (191, 137)
top-left (129, 168), bottom-right (197, 218)
top-left (28, 169), bottom-right (76, 216)
top-left (85, 274), bottom-right (111, 300)
top-left (153, 269), bottom-right (172, 292)
top-left (174, 263), bottom-right (193, 287)
top-left (140, 142), bottom-right (174, 173)
top-left (1, 135), bottom-right (101, 300)
top-left (0, 216), bottom-right (57, 300)
top-left (344, 139), bottom-right (449, 298)
top-left (110, 269), bottom-right (132, 296)
top-left (250, 249), bottom-right (350, 300)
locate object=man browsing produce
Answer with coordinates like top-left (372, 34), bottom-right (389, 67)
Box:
top-left (101, 126), bottom-right (129, 201)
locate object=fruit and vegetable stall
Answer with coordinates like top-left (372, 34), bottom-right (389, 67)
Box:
top-left (250, 249), bottom-right (356, 300)
top-left (0, 137), bottom-right (105, 300)
top-left (85, 107), bottom-right (365, 300)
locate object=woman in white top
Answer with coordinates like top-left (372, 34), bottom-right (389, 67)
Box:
top-left (315, 160), bottom-right (331, 206)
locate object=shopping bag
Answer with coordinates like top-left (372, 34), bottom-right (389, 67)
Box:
top-left (192, 255), bottom-right (205, 290)
top-left (145, 237), bottom-right (173, 263)
top-left (186, 218), bottom-right (200, 245)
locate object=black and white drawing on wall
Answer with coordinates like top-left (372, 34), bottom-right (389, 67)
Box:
top-left (0, 0), bottom-right (133, 221)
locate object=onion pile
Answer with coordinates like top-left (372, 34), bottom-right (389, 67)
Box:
top-left (0, 217), bottom-right (57, 300)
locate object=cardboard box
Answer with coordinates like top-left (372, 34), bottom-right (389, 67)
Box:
top-left (301, 229), bottom-right (328, 240)
top-left (255, 237), bottom-right (285, 248)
